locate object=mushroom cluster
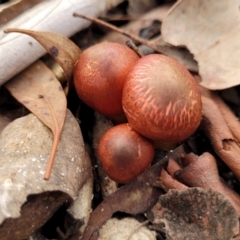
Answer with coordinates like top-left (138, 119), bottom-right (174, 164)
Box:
top-left (74, 42), bottom-right (202, 183)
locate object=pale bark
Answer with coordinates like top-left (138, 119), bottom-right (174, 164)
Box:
top-left (0, 0), bottom-right (124, 86)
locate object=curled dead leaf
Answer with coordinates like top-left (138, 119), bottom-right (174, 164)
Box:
top-left (98, 218), bottom-right (156, 240)
top-left (0, 109), bottom-right (92, 239)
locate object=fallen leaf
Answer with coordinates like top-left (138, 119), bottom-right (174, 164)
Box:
top-left (161, 0), bottom-right (240, 90)
top-left (0, 0), bottom-right (44, 27)
top-left (151, 188), bottom-right (239, 240)
top-left (0, 109), bottom-right (92, 239)
top-left (5, 60), bottom-right (67, 179)
top-left (0, 114), bottom-right (10, 134)
top-left (98, 217), bottom-right (156, 240)
top-left (4, 28), bottom-right (81, 87)
top-left (68, 175), bottom-right (93, 235)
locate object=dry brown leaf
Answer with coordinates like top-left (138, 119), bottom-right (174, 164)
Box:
top-left (0, 114), bottom-right (10, 134)
top-left (161, 0), bottom-right (240, 90)
top-left (5, 60), bottom-right (67, 179)
top-left (0, 0), bottom-right (44, 27)
top-left (4, 28), bottom-right (81, 86)
top-left (0, 109), bottom-right (92, 239)
top-left (151, 188), bottom-right (239, 240)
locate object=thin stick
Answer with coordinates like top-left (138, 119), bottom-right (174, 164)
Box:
top-left (73, 12), bottom-right (160, 53)
top-left (126, 40), bottom-right (144, 57)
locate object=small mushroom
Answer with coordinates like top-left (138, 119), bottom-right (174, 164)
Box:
top-left (98, 123), bottom-right (154, 183)
top-left (73, 42), bottom-right (139, 122)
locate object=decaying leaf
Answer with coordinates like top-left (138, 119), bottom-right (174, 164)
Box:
top-left (150, 188), bottom-right (239, 240)
top-left (81, 146), bottom-right (186, 240)
top-left (0, 109), bottom-right (92, 239)
top-left (0, 114), bottom-right (10, 134)
top-left (0, 0), bottom-right (44, 27)
top-left (162, 0), bottom-right (240, 90)
top-left (5, 60), bottom-right (67, 179)
top-left (4, 28), bottom-right (81, 86)
top-left (98, 217), bottom-right (156, 240)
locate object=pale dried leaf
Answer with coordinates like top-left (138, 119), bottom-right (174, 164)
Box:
top-left (127, 0), bottom-right (158, 16)
top-left (5, 60), bottom-right (67, 179)
top-left (68, 173), bottom-right (93, 235)
top-left (0, 114), bottom-right (10, 134)
top-left (162, 0), bottom-right (240, 90)
top-left (0, 0), bottom-right (44, 27)
top-left (0, 109), bottom-right (92, 238)
top-left (99, 218), bottom-right (156, 240)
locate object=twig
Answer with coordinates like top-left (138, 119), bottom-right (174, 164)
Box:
top-left (73, 12), bottom-right (160, 53)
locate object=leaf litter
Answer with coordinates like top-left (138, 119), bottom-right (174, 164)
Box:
top-left (1, 1), bottom-right (240, 239)
top-left (161, 0), bottom-right (240, 90)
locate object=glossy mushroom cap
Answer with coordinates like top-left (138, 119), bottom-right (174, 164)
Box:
top-left (98, 123), bottom-right (154, 183)
top-left (73, 42), bottom-right (139, 118)
top-left (122, 54), bottom-right (202, 143)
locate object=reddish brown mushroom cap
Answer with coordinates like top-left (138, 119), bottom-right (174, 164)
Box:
top-left (73, 42), bottom-right (139, 117)
top-left (122, 54), bottom-right (202, 143)
top-left (98, 123), bottom-right (154, 183)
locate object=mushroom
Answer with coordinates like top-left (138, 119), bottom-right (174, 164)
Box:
top-left (98, 123), bottom-right (154, 183)
top-left (73, 42), bottom-right (139, 122)
top-left (122, 54), bottom-right (202, 147)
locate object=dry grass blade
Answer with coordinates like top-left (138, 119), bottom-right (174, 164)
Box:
top-left (5, 60), bottom-right (67, 179)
